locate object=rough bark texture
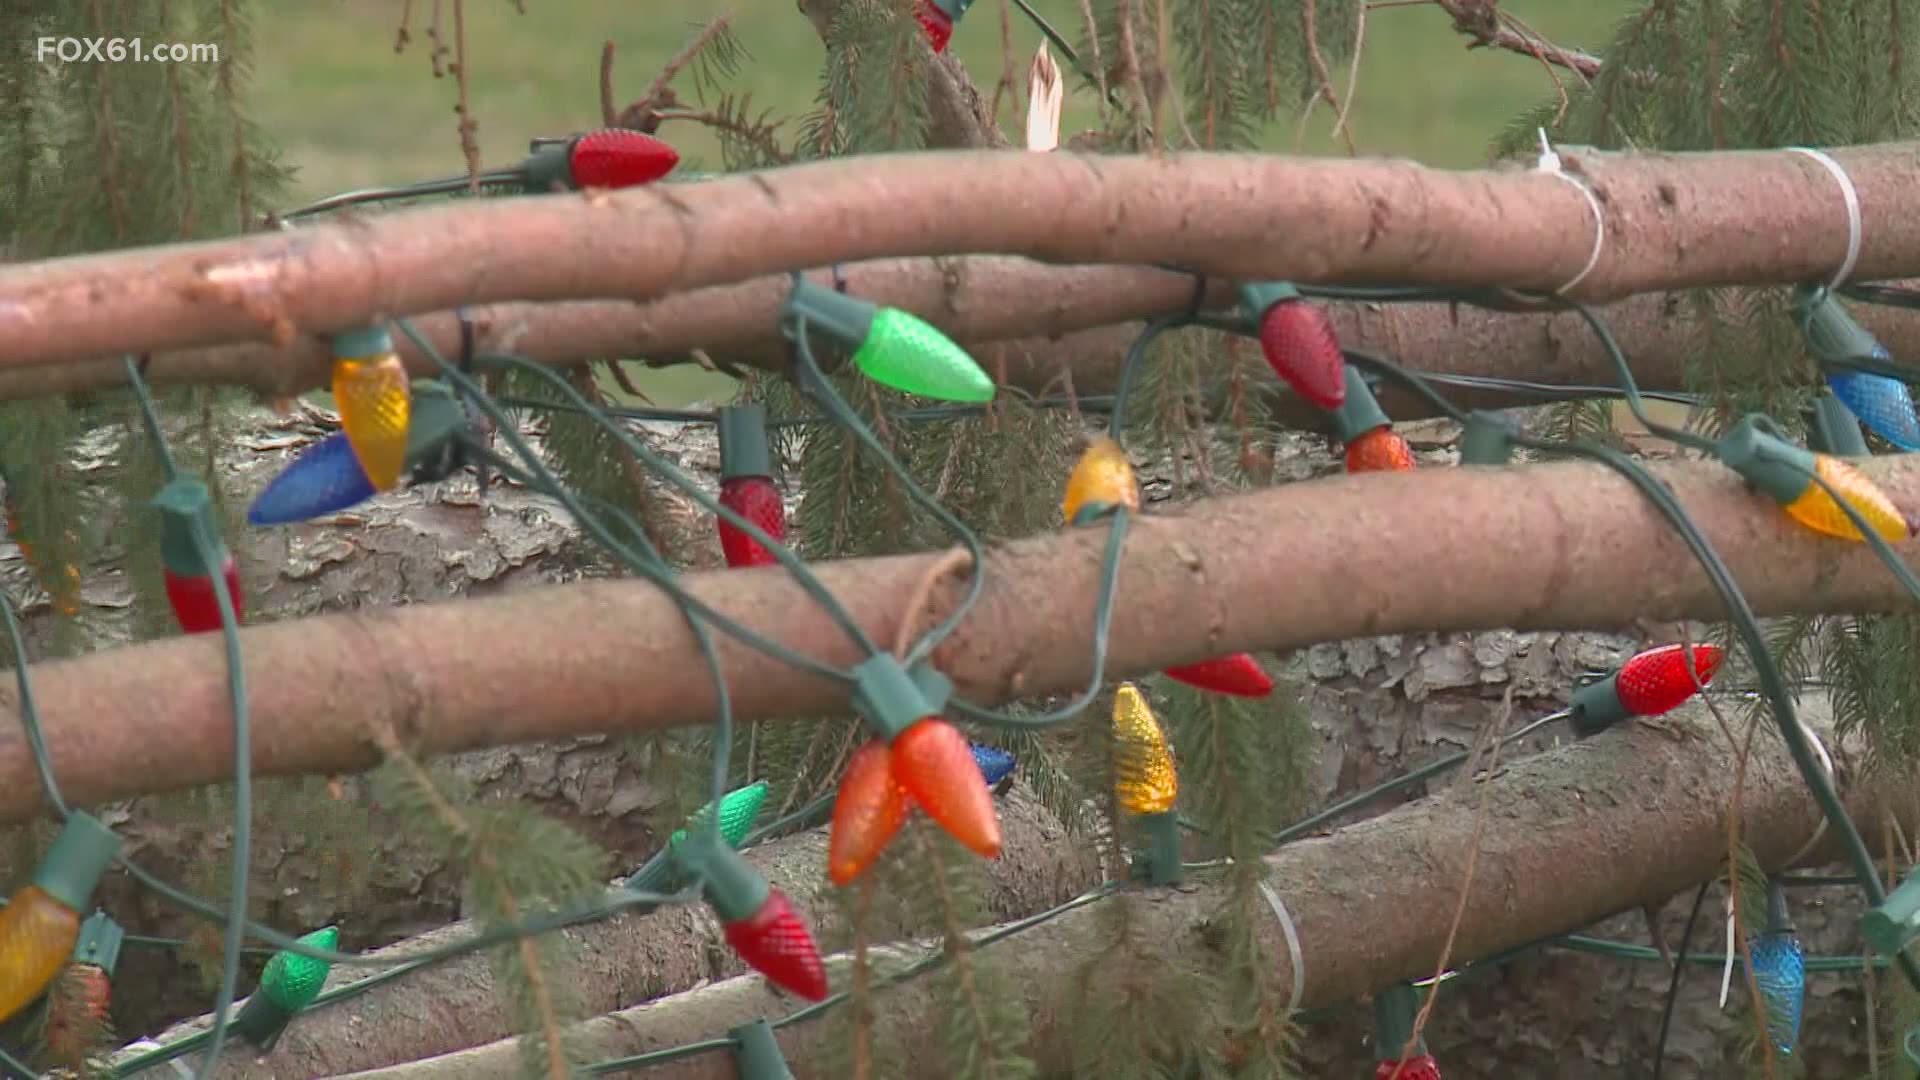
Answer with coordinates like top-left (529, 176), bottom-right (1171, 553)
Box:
top-left (330, 699), bottom-right (1916, 1080)
top-left (20, 266), bottom-right (1917, 433)
top-left (115, 786), bottom-right (1096, 1079)
top-left (9, 451), bottom-right (1920, 821)
top-left (3, 143), bottom-right (1920, 367)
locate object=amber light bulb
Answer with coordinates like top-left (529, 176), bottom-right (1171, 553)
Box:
top-left (1345, 426), bottom-right (1416, 473)
top-left (1062, 436), bottom-right (1141, 524)
top-left (0, 814), bottom-right (120, 1025)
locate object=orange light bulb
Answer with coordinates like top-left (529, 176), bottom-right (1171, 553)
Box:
top-left (331, 328), bottom-right (411, 492)
top-left (1345, 426), bottom-right (1416, 473)
top-left (1781, 455), bottom-right (1909, 543)
top-left (828, 741), bottom-right (911, 885)
top-left (1063, 436), bottom-right (1141, 523)
top-left (892, 718), bottom-right (1002, 860)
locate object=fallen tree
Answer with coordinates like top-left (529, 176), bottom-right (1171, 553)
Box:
top-left (7, 454), bottom-right (1920, 823)
top-left (115, 786), bottom-right (1098, 1078)
top-left (330, 698), bottom-right (1916, 1079)
top-left (3, 144), bottom-right (1920, 370)
top-left (21, 268), bottom-right (1920, 430)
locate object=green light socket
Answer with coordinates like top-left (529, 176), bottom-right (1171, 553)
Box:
top-left (330, 325), bottom-right (393, 360)
top-left (1567, 674), bottom-right (1629, 737)
top-left (1794, 285), bottom-right (1884, 366)
top-left (1237, 281), bottom-right (1303, 319)
top-left (1765, 879), bottom-right (1792, 934)
top-left (1372, 982), bottom-right (1425, 1057)
top-left (519, 141), bottom-right (575, 193)
top-left (1070, 502), bottom-right (1117, 527)
top-left (851, 654), bottom-right (945, 743)
top-left (1328, 366), bottom-right (1390, 444)
top-left (1458, 412), bottom-right (1517, 465)
top-left (678, 834), bottom-right (770, 924)
top-left (784, 278), bottom-right (877, 353)
top-left (32, 812), bottom-right (122, 914)
top-left (153, 476), bottom-right (226, 579)
top-left (1716, 415), bottom-right (1817, 507)
top-left (718, 405), bottom-right (774, 481)
top-left (931, 0), bottom-right (975, 17)
top-left (72, 910), bottom-right (125, 975)
top-left (1809, 389), bottom-right (1871, 457)
top-left (403, 381), bottom-right (469, 462)
top-left (732, 1018), bottom-right (796, 1080)
top-left (1863, 866), bottom-right (1920, 956)
top-left (1132, 811), bottom-right (1183, 886)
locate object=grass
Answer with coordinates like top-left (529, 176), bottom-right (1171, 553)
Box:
top-left (251, 0), bottom-right (1636, 405)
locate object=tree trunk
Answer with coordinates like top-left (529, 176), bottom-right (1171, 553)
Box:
top-left (332, 698), bottom-right (1914, 1080)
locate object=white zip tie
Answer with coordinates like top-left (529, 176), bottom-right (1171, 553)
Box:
top-left (1784, 714), bottom-right (1837, 867)
top-left (1786, 146), bottom-right (1863, 293)
top-left (1258, 878), bottom-right (1307, 1012)
top-left (1719, 892), bottom-right (1738, 1009)
top-left (1535, 128), bottom-right (1606, 296)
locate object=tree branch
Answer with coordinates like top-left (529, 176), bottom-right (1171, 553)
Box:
top-left (9, 258), bottom-right (1920, 432)
top-left (114, 787), bottom-right (1098, 1079)
top-left (1430, 0), bottom-right (1604, 79)
top-left (10, 456), bottom-right (1920, 824)
top-left (332, 702), bottom-right (1919, 1079)
top-left (4, 143), bottom-right (1920, 368)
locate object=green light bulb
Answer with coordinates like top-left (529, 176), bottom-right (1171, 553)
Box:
top-left (260, 925), bottom-right (337, 1011)
top-left (671, 781), bottom-right (770, 850)
top-left (854, 309), bottom-right (995, 404)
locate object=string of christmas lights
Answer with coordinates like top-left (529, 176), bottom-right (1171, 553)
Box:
top-left (6, 164), bottom-right (1920, 1075)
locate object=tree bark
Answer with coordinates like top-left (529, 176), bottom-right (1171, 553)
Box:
top-left (330, 700), bottom-right (1918, 1080)
top-left (3, 143), bottom-right (1920, 367)
top-left (112, 786), bottom-right (1096, 1079)
top-left (21, 264), bottom-right (1919, 433)
top-left (7, 454), bottom-right (1920, 822)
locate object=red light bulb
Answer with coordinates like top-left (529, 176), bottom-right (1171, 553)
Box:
top-left (1259, 299), bottom-right (1347, 410)
top-left (1163, 653), bottom-right (1274, 697)
top-left (723, 887), bottom-right (829, 1001)
top-left (163, 552), bottom-right (245, 635)
top-left (1376, 1054), bottom-right (1442, 1080)
top-left (915, 0), bottom-right (954, 51)
top-left (718, 476), bottom-right (786, 569)
top-left (1346, 426), bottom-right (1416, 473)
top-left (567, 129), bottom-right (679, 189)
top-left (1616, 643), bottom-right (1723, 716)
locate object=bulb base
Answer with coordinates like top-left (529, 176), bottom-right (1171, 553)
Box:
top-left (732, 1018), bottom-right (795, 1080)
top-left (1131, 811), bottom-right (1183, 886)
top-left (718, 405), bottom-right (775, 481)
top-left (229, 992), bottom-right (296, 1050)
top-left (1567, 674), bottom-right (1628, 737)
top-left (330, 325), bottom-right (393, 360)
top-left (519, 142), bottom-right (573, 192)
top-left (1864, 864), bottom-right (1920, 956)
top-left (1458, 412), bottom-right (1517, 465)
top-left (153, 477), bottom-right (226, 579)
top-left (784, 279), bottom-right (877, 353)
top-left (32, 812), bottom-right (122, 914)
top-left (1809, 388), bottom-right (1872, 457)
top-left (1716, 415), bottom-right (1817, 507)
top-left (1329, 367), bottom-right (1391, 445)
top-left (1238, 280), bottom-right (1303, 320)
top-left (851, 654), bottom-right (949, 744)
top-left (1372, 981), bottom-right (1426, 1058)
top-left (1794, 285), bottom-right (1884, 368)
top-left (678, 834), bottom-right (770, 924)
top-left (72, 910), bottom-right (125, 975)
top-left (930, 0), bottom-right (974, 16)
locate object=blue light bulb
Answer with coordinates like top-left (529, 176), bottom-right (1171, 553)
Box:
top-left (970, 743), bottom-right (1015, 787)
top-left (248, 431), bottom-right (378, 526)
top-left (1828, 349), bottom-right (1920, 450)
top-left (1749, 930), bottom-right (1805, 1056)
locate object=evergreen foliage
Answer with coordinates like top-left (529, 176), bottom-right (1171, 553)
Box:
top-left (3, 0), bottom-right (1918, 1072)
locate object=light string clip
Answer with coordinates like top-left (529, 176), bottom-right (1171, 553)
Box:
top-left (1785, 146), bottom-right (1863, 294)
top-left (1534, 128), bottom-right (1605, 297)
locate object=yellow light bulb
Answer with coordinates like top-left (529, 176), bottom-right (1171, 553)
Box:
top-left (1112, 682), bottom-right (1177, 815)
top-left (0, 885), bottom-right (82, 1025)
top-left (1782, 455), bottom-right (1909, 543)
top-left (1063, 436), bottom-right (1140, 523)
top-left (331, 337), bottom-right (411, 493)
